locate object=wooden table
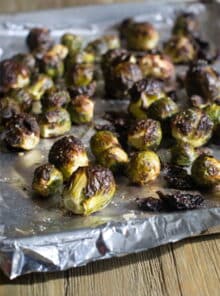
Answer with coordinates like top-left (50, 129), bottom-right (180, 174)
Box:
top-left (1, 227), bottom-right (220, 296)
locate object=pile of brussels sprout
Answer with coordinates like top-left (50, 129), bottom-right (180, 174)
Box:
top-left (1, 12), bottom-right (220, 216)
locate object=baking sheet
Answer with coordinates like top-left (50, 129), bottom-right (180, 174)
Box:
top-left (1, 1), bottom-right (220, 279)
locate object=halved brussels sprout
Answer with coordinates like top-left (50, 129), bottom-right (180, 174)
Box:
top-left (128, 150), bottom-right (161, 185)
top-left (39, 107), bottom-right (71, 138)
top-left (26, 27), bottom-right (53, 52)
top-left (68, 95), bottom-right (94, 124)
top-left (128, 78), bottom-right (165, 119)
top-left (127, 119), bottom-right (162, 151)
top-left (171, 142), bottom-right (198, 167)
top-left (171, 108), bottom-right (213, 147)
top-left (147, 96), bottom-right (179, 121)
top-left (63, 165), bottom-right (116, 215)
top-left (41, 88), bottom-right (70, 109)
top-left (27, 74), bottom-right (54, 100)
top-left (61, 33), bottom-right (83, 54)
top-left (191, 154), bottom-right (220, 186)
top-left (4, 113), bottom-right (40, 150)
top-left (32, 163), bottom-right (63, 197)
top-left (172, 12), bottom-right (199, 36)
top-left (48, 135), bottom-right (89, 180)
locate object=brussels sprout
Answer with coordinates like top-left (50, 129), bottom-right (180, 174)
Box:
top-left (32, 163), bottom-right (63, 197)
top-left (41, 89), bottom-right (70, 109)
top-left (9, 88), bottom-right (33, 112)
top-left (164, 35), bottom-right (196, 64)
top-left (118, 18), bottom-right (134, 39)
top-left (27, 74), bottom-right (54, 100)
top-left (191, 155), bottom-right (220, 186)
top-left (128, 150), bottom-right (161, 185)
top-left (147, 96), bottom-right (179, 121)
top-left (0, 97), bottom-right (21, 126)
top-left (39, 107), bottom-right (71, 138)
top-left (137, 53), bottom-right (175, 81)
top-left (90, 130), bottom-right (119, 158)
top-left (128, 78), bottom-right (165, 119)
top-left (12, 53), bottom-right (36, 73)
top-left (205, 104), bottom-right (220, 126)
top-left (185, 60), bottom-right (220, 104)
top-left (125, 22), bottom-right (159, 51)
top-left (39, 44), bottom-right (68, 78)
top-left (66, 63), bottom-right (94, 87)
top-left (67, 50), bottom-right (95, 65)
top-left (171, 108), bottom-right (213, 147)
top-left (68, 95), bottom-right (94, 124)
top-left (48, 135), bottom-right (89, 180)
top-left (61, 33), bottom-right (83, 53)
top-left (97, 146), bottom-right (129, 172)
top-left (127, 119), bottom-right (162, 151)
top-left (63, 165), bottom-right (116, 215)
top-left (68, 81), bottom-right (97, 97)
top-left (0, 59), bottom-right (30, 93)
top-left (26, 27), bottom-right (53, 52)
top-left (171, 142), bottom-right (198, 167)
top-left (4, 113), bottom-right (40, 150)
top-left (172, 12), bottom-right (199, 36)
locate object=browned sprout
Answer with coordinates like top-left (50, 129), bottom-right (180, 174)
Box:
top-left (171, 142), bottom-right (198, 167)
top-left (4, 113), bottom-right (40, 150)
top-left (68, 95), bottom-right (94, 124)
top-left (0, 97), bottom-right (21, 126)
top-left (27, 74), bottom-right (54, 100)
top-left (9, 88), bottom-right (33, 112)
top-left (68, 81), bottom-right (97, 98)
top-left (48, 135), bottom-right (89, 180)
top-left (172, 12), bottom-right (199, 36)
top-left (66, 63), bottom-right (95, 87)
top-left (12, 53), bottom-right (37, 74)
top-left (147, 96), bottom-right (179, 121)
top-left (32, 163), bottom-right (63, 197)
top-left (41, 89), bottom-right (70, 109)
top-left (26, 27), bottom-right (53, 52)
top-left (61, 33), bottom-right (83, 54)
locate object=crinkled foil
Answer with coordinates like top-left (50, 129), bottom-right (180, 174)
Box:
top-left (1, 1), bottom-right (220, 279)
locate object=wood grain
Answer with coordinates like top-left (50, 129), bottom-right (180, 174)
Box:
top-left (0, 234), bottom-right (220, 296)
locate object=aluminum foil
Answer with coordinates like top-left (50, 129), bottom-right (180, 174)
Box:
top-left (1, 1), bottom-right (220, 279)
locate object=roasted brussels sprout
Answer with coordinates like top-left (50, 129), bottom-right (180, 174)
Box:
top-left (171, 108), bottom-right (213, 147)
top-left (66, 63), bottom-right (94, 87)
top-left (185, 60), bottom-right (220, 104)
top-left (63, 165), bottom-right (116, 215)
top-left (90, 130), bottom-right (119, 158)
top-left (124, 21), bottom-right (159, 51)
top-left (48, 135), bottom-right (89, 180)
top-left (12, 53), bottom-right (36, 74)
top-left (4, 113), bottom-right (40, 150)
top-left (191, 155), bottom-right (220, 186)
top-left (0, 59), bottom-right (30, 93)
top-left (118, 18), bottom-right (134, 39)
top-left (61, 33), bottom-right (83, 53)
top-left (41, 89), bottom-right (70, 109)
top-left (164, 35), bottom-right (197, 64)
top-left (26, 27), bottom-right (53, 52)
top-left (205, 104), bottom-right (220, 126)
top-left (128, 78), bottom-right (165, 119)
top-left (32, 163), bottom-right (63, 197)
top-left (39, 107), bottom-right (71, 138)
top-left (128, 150), bottom-right (161, 185)
top-left (68, 95), bottom-right (94, 124)
top-left (27, 74), bottom-right (54, 100)
top-left (67, 50), bottom-right (95, 65)
top-left (0, 97), bottom-right (21, 126)
top-left (147, 96), bottom-right (179, 121)
top-left (137, 53), bottom-right (175, 81)
top-left (127, 119), bottom-right (162, 151)
top-left (68, 81), bottom-right (97, 97)
top-left (9, 88), bottom-right (33, 112)
top-left (171, 142), bottom-right (198, 167)
top-left (39, 44), bottom-right (68, 78)
top-left (172, 12), bottom-right (199, 36)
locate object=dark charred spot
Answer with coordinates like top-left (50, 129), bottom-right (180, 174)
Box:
top-left (197, 112), bottom-right (213, 133)
top-left (129, 78), bottom-right (163, 101)
top-left (68, 81), bottom-right (96, 97)
top-left (137, 197), bottom-right (164, 212)
top-left (42, 89), bottom-right (70, 108)
top-left (34, 163), bottom-right (54, 182)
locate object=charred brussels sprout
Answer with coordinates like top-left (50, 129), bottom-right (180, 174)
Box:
top-left (61, 33), bottom-right (83, 53)
top-left (125, 21), bottom-right (159, 51)
top-left (39, 107), bottom-right (71, 138)
top-left (127, 119), bottom-right (162, 151)
top-left (9, 88), bottom-right (33, 112)
top-left (137, 53), bottom-right (175, 81)
top-left (66, 63), bottom-right (94, 87)
top-left (63, 165), bottom-right (116, 215)
top-left (185, 60), bottom-right (220, 104)
top-left (171, 142), bottom-right (198, 167)
top-left (128, 150), bottom-right (161, 185)
top-left (67, 50), bottom-right (95, 65)
top-left (90, 130), bottom-right (119, 158)
top-left (26, 27), bottom-right (53, 52)
top-left (68, 81), bottom-right (97, 97)
top-left (0, 97), bottom-right (21, 126)
top-left (68, 95), bottom-right (94, 124)
top-left (48, 135), bottom-right (89, 180)
top-left (4, 113), bottom-right (40, 150)
top-left (28, 74), bottom-right (54, 100)
top-left (0, 59), bottom-right (30, 93)
top-left (32, 163), bottom-right (63, 197)
top-left (128, 78), bottom-right (165, 119)
top-left (172, 12), bottom-right (199, 36)
top-left (41, 89), bottom-right (70, 109)
top-left (164, 35), bottom-right (196, 64)
top-left (171, 108), bottom-right (213, 147)
top-left (12, 53), bottom-right (36, 74)
top-left (147, 96), bottom-right (179, 121)
top-left (191, 155), bottom-right (220, 186)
